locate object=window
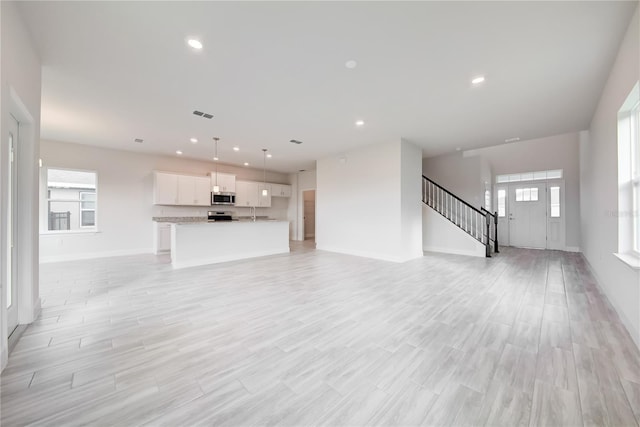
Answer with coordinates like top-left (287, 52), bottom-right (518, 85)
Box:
top-left (80, 191), bottom-right (96, 227)
top-left (515, 187), bottom-right (539, 202)
top-left (550, 186), bottom-right (560, 217)
top-left (496, 169), bottom-right (563, 184)
top-left (497, 189), bottom-right (506, 217)
top-left (617, 82), bottom-right (640, 260)
top-left (44, 168), bottom-right (97, 231)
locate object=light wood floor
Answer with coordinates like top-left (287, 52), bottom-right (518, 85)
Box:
top-left (2, 244), bottom-right (640, 426)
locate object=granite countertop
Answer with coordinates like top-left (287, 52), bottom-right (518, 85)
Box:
top-left (152, 216), bottom-right (207, 223)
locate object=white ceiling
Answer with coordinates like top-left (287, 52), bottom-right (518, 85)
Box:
top-left (17, 1), bottom-right (638, 173)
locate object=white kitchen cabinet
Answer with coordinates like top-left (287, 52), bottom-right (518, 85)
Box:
top-left (235, 180), bottom-right (254, 207)
top-left (194, 176), bottom-right (211, 206)
top-left (154, 172), bottom-right (210, 206)
top-left (178, 175), bottom-right (211, 206)
top-left (235, 180), bottom-right (272, 207)
top-left (270, 183), bottom-right (292, 197)
top-left (210, 172), bottom-right (236, 193)
top-left (257, 183), bottom-right (272, 207)
top-left (154, 222), bottom-right (171, 254)
top-left (154, 172), bottom-right (179, 205)
top-left (177, 175), bottom-right (195, 205)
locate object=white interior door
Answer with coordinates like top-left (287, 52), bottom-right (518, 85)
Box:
top-left (7, 115), bottom-right (19, 335)
top-left (508, 183), bottom-right (547, 249)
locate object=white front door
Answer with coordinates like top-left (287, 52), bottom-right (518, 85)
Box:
top-left (508, 183), bottom-right (547, 249)
top-left (7, 115), bottom-right (19, 335)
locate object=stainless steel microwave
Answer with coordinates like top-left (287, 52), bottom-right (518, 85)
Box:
top-left (211, 192), bottom-right (236, 206)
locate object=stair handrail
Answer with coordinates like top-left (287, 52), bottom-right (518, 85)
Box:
top-left (422, 175), bottom-right (484, 216)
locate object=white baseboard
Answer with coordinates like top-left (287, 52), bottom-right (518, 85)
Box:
top-left (40, 248), bottom-right (154, 263)
top-left (32, 298), bottom-right (42, 322)
top-left (1, 346), bottom-right (7, 372)
top-left (316, 245), bottom-right (423, 263)
top-left (564, 246), bottom-right (581, 252)
top-left (423, 245), bottom-right (485, 258)
top-left (172, 247), bottom-right (290, 270)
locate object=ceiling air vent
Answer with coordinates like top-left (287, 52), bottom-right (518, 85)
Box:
top-left (193, 110), bottom-right (213, 119)
top-left (134, 138), bottom-right (143, 143)
top-left (290, 139), bottom-right (303, 144)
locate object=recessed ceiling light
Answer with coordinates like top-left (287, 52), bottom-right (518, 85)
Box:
top-left (187, 39), bottom-right (203, 50)
top-left (471, 76), bottom-right (485, 85)
top-left (213, 156), bottom-right (219, 161)
top-left (233, 146), bottom-right (240, 152)
top-left (243, 162), bottom-right (249, 166)
top-left (190, 138), bottom-right (198, 144)
top-left (505, 137), bottom-right (520, 143)
top-left (456, 147), bottom-right (461, 151)
top-left (266, 154), bottom-right (272, 158)
top-left (355, 120), bottom-right (365, 127)
top-left (345, 60), bottom-right (357, 69)
top-left (176, 150), bottom-right (183, 155)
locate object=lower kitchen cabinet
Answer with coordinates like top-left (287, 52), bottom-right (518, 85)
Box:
top-left (154, 223), bottom-right (171, 254)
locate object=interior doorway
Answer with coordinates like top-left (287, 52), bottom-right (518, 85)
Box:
top-left (495, 180), bottom-right (566, 250)
top-left (303, 190), bottom-right (315, 241)
top-left (7, 115), bottom-right (19, 336)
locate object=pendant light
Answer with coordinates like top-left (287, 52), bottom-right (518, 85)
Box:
top-left (213, 137), bottom-right (220, 193)
top-left (262, 149), bottom-right (268, 196)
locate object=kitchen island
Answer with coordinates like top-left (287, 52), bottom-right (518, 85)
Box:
top-left (169, 220), bottom-right (290, 269)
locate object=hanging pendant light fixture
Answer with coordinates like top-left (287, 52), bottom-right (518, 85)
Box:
top-left (262, 149), bottom-right (268, 196)
top-left (213, 137), bottom-right (220, 193)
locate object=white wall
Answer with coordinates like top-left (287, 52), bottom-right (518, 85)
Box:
top-left (469, 132), bottom-right (581, 250)
top-left (288, 169), bottom-right (316, 241)
top-left (426, 132), bottom-right (581, 249)
top-left (316, 139), bottom-right (423, 262)
top-left (422, 205), bottom-right (487, 257)
top-left (0, 1), bottom-right (42, 370)
top-left (423, 153), bottom-right (485, 208)
top-left (39, 140), bottom-right (290, 262)
top-left (580, 8), bottom-right (640, 348)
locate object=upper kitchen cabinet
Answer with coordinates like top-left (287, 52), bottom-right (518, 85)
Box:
top-left (257, 183), bottom-right (272, 207)
top-left (235, 181), bottom-right (272, 207)
top-left (154, 172), bottom-right (210, 206)
top-left (154, 172), bottom-right (179, 205)
top-left (210, 172), bottom-right (236, 193)
top-left (270, 183), bottom-right (292, 197)
top-left (235, 180), bottom-right (254, 207)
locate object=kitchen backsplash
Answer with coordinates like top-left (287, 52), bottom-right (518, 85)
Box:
top-left (151, 197), bottom-right (289, 220)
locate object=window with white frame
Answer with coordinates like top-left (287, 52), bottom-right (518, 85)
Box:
top-left (497, 189), bottom-right (506, 217)
top-left (44, 168), bottom-right (97, 231)
top-left (496, 169), bottom-right (562, 184)
top-left (515, 187), bottom-right (539, 202)
top-left (617, 82), bottom-right (640, 257)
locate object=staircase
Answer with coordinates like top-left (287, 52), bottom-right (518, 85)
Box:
top-left (422, 175), bottom-right (499, 258)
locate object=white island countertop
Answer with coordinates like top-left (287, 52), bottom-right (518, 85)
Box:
top-left (169, 220), bottom-right (290, 269)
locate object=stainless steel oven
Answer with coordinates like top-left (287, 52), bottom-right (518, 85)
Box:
top-left (211, 192), bottom-right (236, 206)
